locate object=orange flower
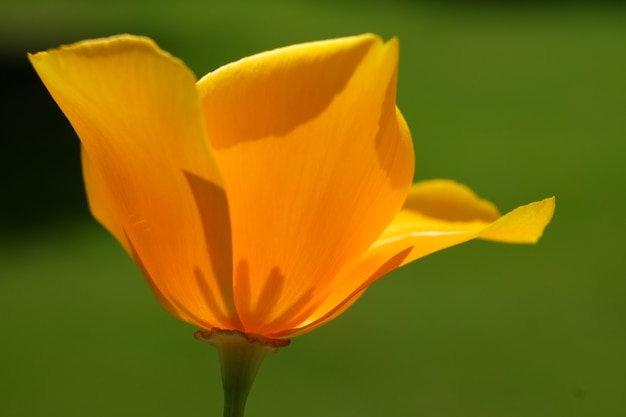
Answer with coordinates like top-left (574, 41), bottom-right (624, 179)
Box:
top-left (29, 34), bottom-right (554, 340)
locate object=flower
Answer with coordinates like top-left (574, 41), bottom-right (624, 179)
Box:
top-left (29, 34), bottom-right (554, 341)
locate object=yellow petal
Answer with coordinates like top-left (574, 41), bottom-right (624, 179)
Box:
top-left (286, 181), bottom-right (555, 337)
top-left (478, 198), bottom-right (556, 243)
top-left (29, 35), bottom-right (240, 330)
top-left (403, 179), bottom-right (500, 222)
top-left (196, 34), bottom-right (414, 334)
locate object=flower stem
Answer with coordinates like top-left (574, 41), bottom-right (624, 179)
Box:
top-left (195, 329), bottom-right (290, 417)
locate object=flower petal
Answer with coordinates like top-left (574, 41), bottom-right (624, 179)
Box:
top-left (286, 181), bottom-right (555, 337)
top-left (402, 179), bottom-right (500, 222)
top-left (29, 35), bottom-right (240, 329)
top-left (196, 34), bottom-right (414, 334)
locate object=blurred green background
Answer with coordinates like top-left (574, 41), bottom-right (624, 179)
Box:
top-left (1, 1), bottom-right (625, 416)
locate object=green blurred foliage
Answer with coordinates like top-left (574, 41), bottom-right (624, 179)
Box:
top-left (1, 1), bottom-right (625, 416)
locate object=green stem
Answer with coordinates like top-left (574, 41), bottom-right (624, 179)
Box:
top-left (195, 329), bottom-right (290, 417)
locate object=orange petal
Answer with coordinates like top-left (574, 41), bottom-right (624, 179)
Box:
top-left (286, 181), bottom-right (555, 337)
top-left (196, 34), bottom-right (414, 334)
top-left (29, 35), bottom-right (240, 330)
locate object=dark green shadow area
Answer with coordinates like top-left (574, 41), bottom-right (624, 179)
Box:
top-left (1, 1), bottom-right (625, 416)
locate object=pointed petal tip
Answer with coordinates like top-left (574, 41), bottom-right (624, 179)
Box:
top-left (479, 196), bottom-right (556, 244)
top-left (353, 32), bottom-right (398, 46)
top-left (27, 51), bottom-right (45, 61)
top-left (386, 35), bottom-right (400, 48)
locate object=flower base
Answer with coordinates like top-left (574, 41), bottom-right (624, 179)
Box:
top-left (195, 329), bottom-right (290, 417)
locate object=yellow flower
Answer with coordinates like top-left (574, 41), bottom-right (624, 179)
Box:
top-left (29, 34), bottom-right (554, 342)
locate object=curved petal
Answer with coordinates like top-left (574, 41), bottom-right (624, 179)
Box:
top-left (285, 180), bottom-right (555, 337)
top-left (402, 179), bottom-right (500, 222)
top-left (196, 34), bottom-right (414, 334)
top-left (379, 179), bottom-right (555, 261)
top-left (29, 35), bottom-right (240, 330)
